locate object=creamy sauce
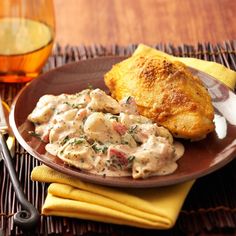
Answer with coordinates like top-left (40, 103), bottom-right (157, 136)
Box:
top-left (28, 88), bottom-right (184, 179)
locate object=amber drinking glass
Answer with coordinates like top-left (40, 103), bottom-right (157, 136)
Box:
top-left (0, 0), bottom-right (55, 83)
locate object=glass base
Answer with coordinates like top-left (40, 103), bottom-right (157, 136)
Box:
top-left (0, 73), bottom-right (38, 83)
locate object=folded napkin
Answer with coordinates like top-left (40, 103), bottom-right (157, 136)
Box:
top-left (31, 165), bottom-right (194, 229)
top-left (31, 44), bottom-right (236, 229)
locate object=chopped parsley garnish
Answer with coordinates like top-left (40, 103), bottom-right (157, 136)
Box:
top-left (28, 131), bottom-right (41, 138)
top-left (128, 155), bottom-right (135, 162)
top-left (109, 115), bottom-right (119, 121)
top-left (63, 101), bottom-right (85, 109)
top-left (72, 103), bottom-right (85, 109)
top-left (82, 117), bottom-right (87, 124)
top-left (101, 146), bottom-right (108, 154)
top-left (70, 138), bottom-right (84, 145)
top-left (79, 134), bottom-right (87, 139)
top-left (128, 125), bottom-right (138, 134)
top-left (87, 83), bottom-right (93, 89)
top-left (105, 159), bottom-right (111, 165)
top-left (92, 143), bottom-right (108, 154)
top-left (127, 155), bottom-right (135, 168)
top-left (121, 140), bottom-right (129, 145)
top-left (60, 135), bottom-right (70, 145)
top-left (105, 154), bottom-right (134, 170)
top-left (63, 101), bottom-right (70, 106)
top-left (92, 143), bottom-right (100, 153)
top-left (125, 96), bottom-right (132, 104)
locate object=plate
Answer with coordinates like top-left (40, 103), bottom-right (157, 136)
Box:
top-left (9, 57), bottom-right (236, 188)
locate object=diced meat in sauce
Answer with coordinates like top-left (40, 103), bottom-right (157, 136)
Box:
top-left (28, 88), bottom-right (184, 179)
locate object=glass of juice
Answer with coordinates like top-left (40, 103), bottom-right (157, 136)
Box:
top-left (0, 0), bottom-right (55, 83)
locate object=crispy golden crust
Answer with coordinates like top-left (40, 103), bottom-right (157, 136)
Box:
top-left (104, 55), bottom-right (215, 140)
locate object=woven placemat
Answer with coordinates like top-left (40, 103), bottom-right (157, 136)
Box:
top-left (0, 41), bottom-right (236, 236)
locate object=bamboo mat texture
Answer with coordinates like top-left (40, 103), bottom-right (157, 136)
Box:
top-left (0, 41), bottom-right (236, 236)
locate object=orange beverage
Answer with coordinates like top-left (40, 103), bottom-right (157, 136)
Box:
top-left (0, 1), bottom-right (55, 83)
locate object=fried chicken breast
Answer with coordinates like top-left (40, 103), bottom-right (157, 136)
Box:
top-left (104, 55), bottom-right (215, 140)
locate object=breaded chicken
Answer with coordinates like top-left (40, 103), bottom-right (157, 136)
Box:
top-left (104, 55), bottom-right (215, 140)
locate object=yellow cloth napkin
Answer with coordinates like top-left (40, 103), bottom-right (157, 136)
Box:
top-left (31, 165), bottom-right (194, 229)
top-left (31, 44), bottom-right (236, 229)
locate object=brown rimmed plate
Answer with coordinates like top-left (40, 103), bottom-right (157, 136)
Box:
top-left (9, 57), bottom-right (236, 188)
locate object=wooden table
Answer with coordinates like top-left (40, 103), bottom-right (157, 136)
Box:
top-left (54, 0), bottom-right (236, 46)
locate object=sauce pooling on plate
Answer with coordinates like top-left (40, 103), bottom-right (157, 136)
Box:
top-left (28, 88), bottom-right (184, 179)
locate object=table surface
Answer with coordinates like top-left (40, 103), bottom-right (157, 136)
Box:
top-left (1, 42), bottom-right (236, 236)
top-left (54, 0), bottom-right (236, 46)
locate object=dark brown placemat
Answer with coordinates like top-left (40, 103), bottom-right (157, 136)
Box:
top-left (0, 41), bottom-right (236, 236)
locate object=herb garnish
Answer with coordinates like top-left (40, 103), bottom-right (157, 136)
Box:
top-left (28, 131), bottom-right (41, 138)
top-left (128, 125), bottom-right (138, 134)
top-left (127, 155), bottom-right (135, 168)
top-left (87, 83), bottom-right (93, 89)
top-left (92, 143), bottom-right (108, 154)
top-left (63, 101), bottom-right (85, 109)
top-left (121, 140), bottom-right (129, 145)
top-left (70, 138), bottom-right (84, 145)
top-left (63, 101), bottom-right (70, 106)
top-left (125, 96), bottom-right (132, 104)
top-left (60, 135), bottom-right (70, 145)
top-left (105, 154), bottom-right (133, 170)
top-left (109, 115), bottom-right (119, 121)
